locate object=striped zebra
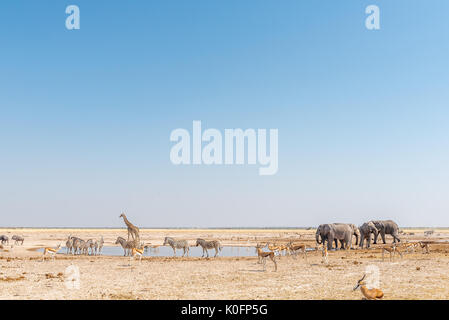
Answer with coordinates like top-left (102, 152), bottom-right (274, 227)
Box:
top-left (81, 239), bottom-right (94, 255)
top-left (115, 236), bottom-right (136, 256)
top-left (72, 238), bottom-right (85, 255)
top-left (195, 238), bottom-right (222, 258)
top-left (97, 236), bottom-right (104, 255)
top-left (163, 237), bottom-right (190, 257)
top-left (66, 235), bottom-right (74, 254)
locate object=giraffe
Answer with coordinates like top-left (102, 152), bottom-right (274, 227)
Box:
top-left (119, 213), bottom-right (140, 242)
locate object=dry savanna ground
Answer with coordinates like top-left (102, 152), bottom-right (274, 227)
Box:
top-left (1, 228), bottom-right (449, 300)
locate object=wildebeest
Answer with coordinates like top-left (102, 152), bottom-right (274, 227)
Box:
top-left (0, 235), bottom-right (9, 245)
top-left (11, 235), bottom-right (24, 245)
top-left (195, 238), bottom-right (222, 258)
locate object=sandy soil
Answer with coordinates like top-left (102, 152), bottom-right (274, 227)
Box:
top-left (1, 228), bottom-right (449, 300)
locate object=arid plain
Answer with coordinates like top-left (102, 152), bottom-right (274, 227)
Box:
top-left (1, 228), bottom-right (449, 300)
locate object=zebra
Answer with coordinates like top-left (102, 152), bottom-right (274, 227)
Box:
top-left (97, 236), bottom-right (104, 255)
top-left (72, 238), bottom-right (85, 255)
top-left (195, 238), bottom-right (222, 258)
top-left (0, 235), bottom-right (9, 245)
top-left (66, 235), bottom-right (74, 254)
top-left (163, 237), bottom-right (190, 257)
top-left (11, 235), bottom-right (24, 245)
top-left (88, 239), bottom-right (98, 255)
top-left (80, 239), bottom-right (91, 255)
top-left (115, 236), bottom-right (136, 256)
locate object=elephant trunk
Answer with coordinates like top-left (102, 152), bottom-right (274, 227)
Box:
top-left (315, 231), bottom-right (322, 244)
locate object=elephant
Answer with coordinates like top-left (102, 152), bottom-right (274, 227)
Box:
top-left (359, 222), bottom-right (378, 248)
top-left (371, 220), bottom-right (401, 244)
top-left (316, 223), bottom-right (354, 250)
top-left (334, 223), bottom-right (360, 249)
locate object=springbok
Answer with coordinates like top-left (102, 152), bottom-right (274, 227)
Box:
top-left (419, 241), bottom-right (430, 254)
top-left (287, 242), bottom-right (307, 261)
top-left (401, 241), bottom-right (419, 254)
top-left (381, 244), bottom-right (403, 262)
top-left (255, 244), bottom-right (277, 271)
top-left (267, 243), bottom-right (283, 256)
top-left (42, 244), bottom-right (61, 261)
top-left (321, 245), bottom-right (328, 264)
top-left (129, 247), bottom-right (144, 264)
top-left (353, 274), bottom-right (384, 300)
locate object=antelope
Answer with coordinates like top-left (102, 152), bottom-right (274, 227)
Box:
top-left (419, 241), bottom-right (430, 254)
top-left (267, 243), bottom-right (283, 256)
top-left (321, 245), bottom-right (328, 264)
top-left (255, 244), bottom-right (277, 271)
top-left (401, 241), bottom-right (419, 253)
top-left (279, 244), bottom-right (290, 256)
top-left (353, 274), bottom-right (384, 300)
top-left (129, 247), bottom-right (144, 264)
top-left (381, 244), bottom-right (403, 262)
top-left (287, 242), bottom-right (307, 261)
top-left (42, 244), bottom-right (61, 261)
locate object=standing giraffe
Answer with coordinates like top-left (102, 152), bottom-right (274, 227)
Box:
top-left (119, 213), bottom-right (140, 243)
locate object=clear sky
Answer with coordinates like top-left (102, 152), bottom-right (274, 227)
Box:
top-left (0, 1), bottom-right (448, 227)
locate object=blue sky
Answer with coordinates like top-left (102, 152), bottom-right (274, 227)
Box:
top-left (0, 1), bottom-right (448, 227)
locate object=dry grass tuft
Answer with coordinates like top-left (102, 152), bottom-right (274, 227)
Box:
top-left (109, 292), bottom-right (141, 300)
top-left (0, 276), bottom-right (25, 282)
top-left (45, 273), bottom-right (64, 279)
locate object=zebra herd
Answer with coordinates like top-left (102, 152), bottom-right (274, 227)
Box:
top-left (112, 236), bottom-right (223, 258)
top-left (65, 235), bottom-right (104, 256)
top-left (161, 237), bottom-right (222, 258)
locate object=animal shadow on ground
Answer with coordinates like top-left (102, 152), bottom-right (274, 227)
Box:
top-left (238, 269), bottom-right (267, 273)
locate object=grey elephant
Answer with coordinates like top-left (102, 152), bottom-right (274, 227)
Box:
top-left (335, 223), bottom-right (360, 249)
top-left (316, 223), bottom-right (353, 250)
top-left (359, 222), bottom-right (378, 248)
top-left (371, 220), bottom-right (401, 244)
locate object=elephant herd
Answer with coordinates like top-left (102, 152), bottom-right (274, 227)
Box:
top-left (316, 220), bottom-right (400, 250)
